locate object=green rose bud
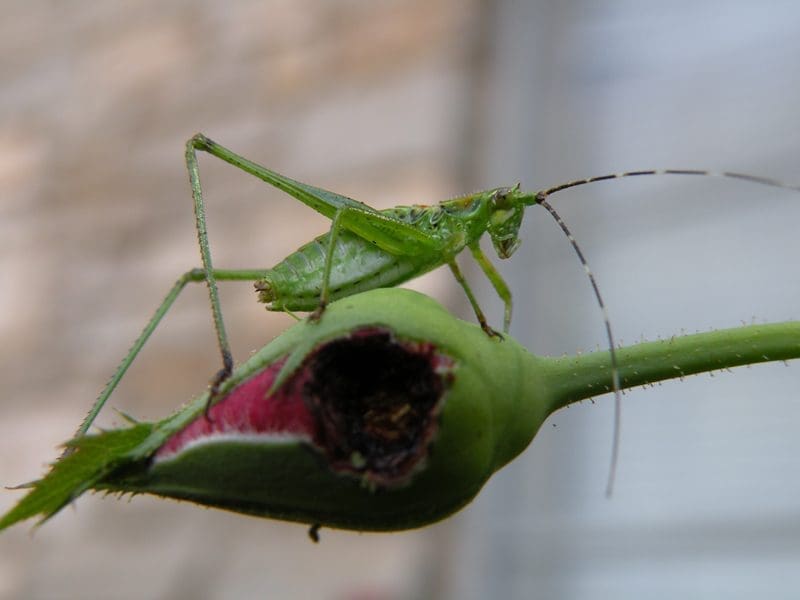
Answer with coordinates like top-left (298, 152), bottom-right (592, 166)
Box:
top-left (100, 288), bottom-right (553, 531)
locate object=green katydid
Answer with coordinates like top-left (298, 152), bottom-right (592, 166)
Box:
top-left (75, 133), bottom-right (800, 496)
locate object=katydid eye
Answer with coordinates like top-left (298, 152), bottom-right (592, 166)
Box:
top-left (492, 190), bottom-right (510, 209)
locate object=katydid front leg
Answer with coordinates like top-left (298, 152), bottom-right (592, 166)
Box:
top-left (469, 243), bottom-right (512, 333)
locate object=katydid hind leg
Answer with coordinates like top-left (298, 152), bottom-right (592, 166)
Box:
top-left (188, 133), bottom-right (368, 220)
top-left (188, 133), bottom-right (367, 387)
top-left (73, 268), bottom-right (267, 441)
top-left (185, 139), bottom-right (235, 395)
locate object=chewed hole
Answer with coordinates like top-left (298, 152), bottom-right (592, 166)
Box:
top-left (156, 327), bottom-right (455, 488)
top-left (302, 328), bottom-right (455, 485)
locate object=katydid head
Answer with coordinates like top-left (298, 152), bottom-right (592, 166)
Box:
top-left (486, 184), bottom-right (537, 259)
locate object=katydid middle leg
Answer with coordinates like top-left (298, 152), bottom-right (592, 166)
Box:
top-left (447, 260), bottom-right (502, 338)
top-left (309, 207), bottom-right (346, 322)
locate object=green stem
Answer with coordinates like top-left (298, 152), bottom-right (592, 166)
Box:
top-left (542, 321), bottom-right (800, 413)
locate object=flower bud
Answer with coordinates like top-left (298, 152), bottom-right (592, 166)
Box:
top-left (99, 288), bottom-right (553, 531)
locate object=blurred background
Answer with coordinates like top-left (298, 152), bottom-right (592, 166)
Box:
top-left (2, 1), bottom-right (800, 598)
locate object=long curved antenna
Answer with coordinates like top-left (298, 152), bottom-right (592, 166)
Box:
top-left (536, 168), bottom-right (799, 496)
top-left (540, 169), bottom-right (800, 197)
top-left (535, 196), bottom-right (622, 497)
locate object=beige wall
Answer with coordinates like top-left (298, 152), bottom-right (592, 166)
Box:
top-left (1, 2), bottom-right (483, 598)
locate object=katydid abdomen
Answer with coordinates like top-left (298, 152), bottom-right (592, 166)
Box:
top-left (256, 229), bottom-right (442, 312)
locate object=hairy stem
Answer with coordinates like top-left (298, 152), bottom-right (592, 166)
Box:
top-left (542, 321), bottom-right (800, 413)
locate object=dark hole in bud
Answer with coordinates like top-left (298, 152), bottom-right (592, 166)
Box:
top-left (302, 329), bottom-right (452, 485)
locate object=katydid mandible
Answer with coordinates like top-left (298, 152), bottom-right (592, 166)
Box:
top-left (76, 133), bottom-right (800, 495)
